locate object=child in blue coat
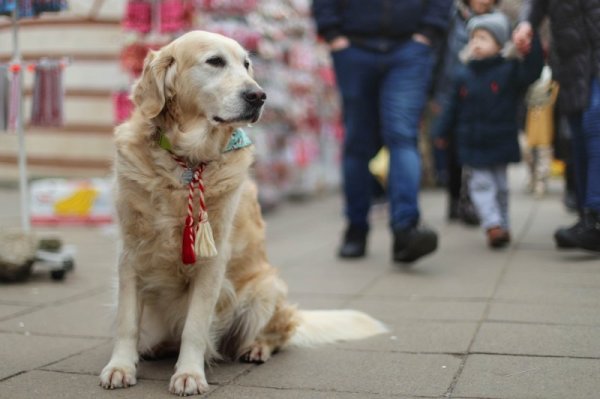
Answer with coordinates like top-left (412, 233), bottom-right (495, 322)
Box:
top-left (436, 12), bottom-right (544, 247)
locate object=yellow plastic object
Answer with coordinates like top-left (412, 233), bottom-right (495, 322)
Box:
top-left (53, 188), bottom-right (99, 216)
top-left (369, 147), bottom-right (389, 187)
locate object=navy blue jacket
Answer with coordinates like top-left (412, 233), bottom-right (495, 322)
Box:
top-left (435, 40), bottom-right (544, 167)
top-left (311, 0), bottom-right (453, 50)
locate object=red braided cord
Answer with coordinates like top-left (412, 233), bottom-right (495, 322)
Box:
top-left (171, 155), bottom-right (208, 262)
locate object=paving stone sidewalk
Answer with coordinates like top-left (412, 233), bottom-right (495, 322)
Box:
top-left (1, 167), bottom-right (599, 399)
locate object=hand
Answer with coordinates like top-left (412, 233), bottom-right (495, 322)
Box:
top-left (329, 36), bottom-right (350, 52)
top-left (412, 33), bottom-right (431, 47)
top-left (513, 22), bottom-right (533, 55)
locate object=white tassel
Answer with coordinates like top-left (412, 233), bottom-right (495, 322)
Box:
top-left (195, 214), bottom-right (217, 258)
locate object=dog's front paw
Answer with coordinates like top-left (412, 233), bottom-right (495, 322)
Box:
top-left (99, 362), bottom-right (137, 389)
top-left (169, 368), bottom-right (209, 396)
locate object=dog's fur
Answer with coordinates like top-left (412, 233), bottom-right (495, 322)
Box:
top-left (99, 31), bottom-right (387, 396)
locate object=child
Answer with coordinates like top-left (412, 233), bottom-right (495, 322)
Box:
top-left (436, 12), bottom-right (544, 248)
top-left (432, 0), bottom-right (501, 224)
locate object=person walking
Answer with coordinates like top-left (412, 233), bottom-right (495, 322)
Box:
top-left (311, 0), bottom-right (453, 263)
top-left (436, 12), bottom-right (544, 248)
top-left (514, 0), bottom-right (600, 253)
top-left (432, 0), bottom-right (501, 225)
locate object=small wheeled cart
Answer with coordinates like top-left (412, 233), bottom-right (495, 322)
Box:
top-left (0, 231), bottom-right (75, 282)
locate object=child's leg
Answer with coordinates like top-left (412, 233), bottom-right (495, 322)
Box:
top-left (468, 167), bottom-right (502, 230)
top-left (493, 165), bottom-right (510, 230)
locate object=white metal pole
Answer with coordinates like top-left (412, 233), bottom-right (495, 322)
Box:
top-left (12, 7), bottom-right (30, 233)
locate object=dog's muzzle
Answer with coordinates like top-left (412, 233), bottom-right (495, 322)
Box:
top-left (241, 89), bottom-right (266, 123)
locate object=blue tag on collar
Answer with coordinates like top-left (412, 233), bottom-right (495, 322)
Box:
top-left (224, 129), bottom-right (253, 153)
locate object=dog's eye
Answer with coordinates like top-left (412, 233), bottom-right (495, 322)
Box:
top-left (206, 57), bottom-right (226, 67)
top-left (244, 60), bottom-right (250, 70)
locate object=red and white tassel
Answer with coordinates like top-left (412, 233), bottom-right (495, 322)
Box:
top-left (178, 163), bottom-right (217, 265)
top-left (194, 170), bottom-right (217, 258)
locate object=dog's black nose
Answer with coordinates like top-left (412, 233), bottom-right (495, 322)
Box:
top-left (243, 90), bottom-right (267, 106)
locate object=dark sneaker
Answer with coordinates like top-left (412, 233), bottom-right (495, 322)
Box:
top-left (338, 225), bottom-right (368, 259)
top-left (447, 198), bottom-right (460, 221)
top-left (393, 226), bottom-right (438, 264)
top-left (458, 198), bottom-right (480, 226)
top-left (554, 220), bottom-right (584, 249)
top-left (487, 226), bottom-right (510, 248)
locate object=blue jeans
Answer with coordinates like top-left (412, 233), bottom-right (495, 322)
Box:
top-left (568, 78), bottom-right (600, 212)
top-left (332, 41), bottom-right (434, 231)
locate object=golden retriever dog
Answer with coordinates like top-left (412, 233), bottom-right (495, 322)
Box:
top-left (99, 31), bottom-right (386, 396)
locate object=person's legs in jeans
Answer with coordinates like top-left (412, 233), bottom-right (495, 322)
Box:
top-left (380, 40), bottom-right (438, 263)
top-left (556, 79), bottom-right (600, 251)
top-left (580, 79), bottom-right (600, 212)
top-left (331, 46), bottom-right (382, 257)
top-left (380, 40), bottom-right (433, 230)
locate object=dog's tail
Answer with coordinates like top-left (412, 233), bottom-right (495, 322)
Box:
top-left (288, 310), bottom-right (388, 347)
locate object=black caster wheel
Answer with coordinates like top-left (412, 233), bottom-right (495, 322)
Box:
top-left (50, 269), bottom-right (66, 281)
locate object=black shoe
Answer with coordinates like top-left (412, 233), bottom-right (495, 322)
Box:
top-left (554, 220), bottom-right (584, 249)
top-left (458, 198), bottom-right (480, 226)
top-left (338, 225), bottom-right (368, 259)
top-left (579, 209), bottom-right (600, 252)
top-left (393, 225), bottom-right (438, 264)
top-left (448, 198), bottom-right (460, 220)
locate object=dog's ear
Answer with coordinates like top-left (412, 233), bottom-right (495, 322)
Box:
top-left (132, 49), bottom-right (175, 119)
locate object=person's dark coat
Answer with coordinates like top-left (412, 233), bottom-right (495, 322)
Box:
top-left (311, 0), bottom-right (453, 51)
top-left (520, 0), bottom-right (600, 114)
top-left (436, 39), bottom-right (544, 167)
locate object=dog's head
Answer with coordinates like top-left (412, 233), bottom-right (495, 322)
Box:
top-left (132, 31), bottom-right (266, 128)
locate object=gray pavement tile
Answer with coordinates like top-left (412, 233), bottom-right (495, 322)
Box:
top-left (345, 298), bottom-right (487, 322)
top-left (0, 304), bottom-right (30, 320)
top-left (472, 322), bottom-right (600, 358)
top-left (44, 342), bottom-right (254, 385)
top-left (0, 332), bottom-right (105, 380)
top-left (0, 370), bottom-right (209, 399)
top-left (280, 268), bottom-right (381, 296)
top-left (361, 259), bottom-right (503, 300)
top-left (453, 354), bottom-right (600, 399)
top-left (287, 293), bottom-right (349, 310)
top-left (0, 279), bottom-right (106, 306)
top-left (494, 268), bottom-right (600, 306)
top-left (235, 347), bottom-right (461, 397)
top-left (487, 302), bottom-right (600, 326)
top-left (504, 247), bottom-right (600, 274)
top-left (208, 385), bottom-right (403, 399)
top-left (334, 321), bottom-right (478, 354)
top-left (0, 289), bottom-right (113, 338)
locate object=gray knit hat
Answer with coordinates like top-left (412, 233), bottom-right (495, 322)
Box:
top-left (467, 12), bottom-right (511, 46)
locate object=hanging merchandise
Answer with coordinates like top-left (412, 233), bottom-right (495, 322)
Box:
top-left (123, 0), bottom-right (152, 34)
top-left (0, 65), bottom-right (8, 131)
top-left (113, 90), bottom-right (134, 124)
top-left (160, 0), bottom-right (192, 34)
top-left (197, 0), bottom-right (258, 14)
top-left (30, 59), bottom-right (64, 128)
top-left (7, 64), bottom-right (20, 131)
top-left (120, 42), bottom-right (151, 76)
